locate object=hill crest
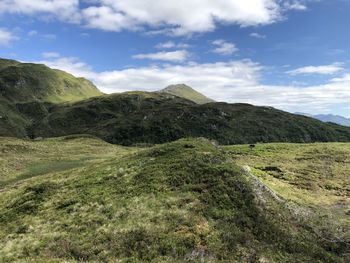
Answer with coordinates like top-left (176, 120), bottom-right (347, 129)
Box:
top-left (159, 84), bottom-right (215, 104)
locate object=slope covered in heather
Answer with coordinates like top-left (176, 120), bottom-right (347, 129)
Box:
top-left (28, 92), bottom-right (350, 145)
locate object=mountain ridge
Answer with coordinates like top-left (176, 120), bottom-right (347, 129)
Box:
top-left (296, 112), bottom-right (350, 127)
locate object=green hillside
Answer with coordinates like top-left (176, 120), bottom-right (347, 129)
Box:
top-left (0, 58), bottom-right (103, 138)
top-left (26, 92), bottom-right (350, 145)
top-left (0, 58), bottom-right (102, 103)
top-left (160, 84), bottom-right (215, 104)
top-left (0, 136), bottom-right (348, 262)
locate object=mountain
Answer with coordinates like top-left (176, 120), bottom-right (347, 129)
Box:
top-left (314, 114), bottom-right (350, 127)
top-left (159, 84), bottom-right (215, 104)
top-left (0, 58), bottom-right (102, 103)
top-left (0, 136), bottom-right (348, 262)
top-left (0, 58), bottom-right (102, 137)
top-left (2, 59), bottom-right (350, 145)
top-left (296, 112), bottom-right (350, 127)
top-left (22, 92), bottom-right (350, 145)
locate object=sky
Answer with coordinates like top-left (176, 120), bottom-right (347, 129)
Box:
top-left (0, 0), bottom-right (350, 116)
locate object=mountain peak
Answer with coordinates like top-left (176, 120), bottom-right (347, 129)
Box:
top-left (160, 84), bottom-right (215, 104)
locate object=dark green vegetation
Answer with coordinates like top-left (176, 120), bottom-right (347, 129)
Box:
top-left (29, 92), bottom-right (350, 145)
top-left (2, 58), bottom-right (350, 145)
top-left (160, 84), bottom-right (215, 104)
top-left (0, 136), bottom-right (349, 262)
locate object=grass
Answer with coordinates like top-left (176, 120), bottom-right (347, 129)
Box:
top-left (0, 136), bottom-right (136, 187)
top-left (225, 143), bottom-right (350, 228)
top-left (0, 58), bottom-right (102, 104)
top-left (0, 137), bottom-right (349, 262)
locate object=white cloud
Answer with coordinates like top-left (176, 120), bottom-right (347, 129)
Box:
top-left (42, 52), bottom-right (61, 58)
top-left (212, 40), bottom-right (238, 55)
top-left (284, 1), bottom-right (307, 11)
top-left (331, 73), bottom-right (350, 82)
top-left (155, 41), bottom-right (189, 49)
top-left (250, 32), bottom-right (266, 39)
top-left (0, 0), bottom-right (308, 35)
top-left (34, 55), bottom-right (350, 115)
top-left (94, 60), bottom-right (261, 95)
top-left (132, 50), bottom-right (189, 62)
top-left (35, 56), bottom-right (95, 78)
top-left (0, 0), bottom-right (80, 22)
top-left (27, 30), bottom-right (38, 37)
top-left (0, 28), bottom-right (18, 46)
top-left (155, 41), bottom-right (175, 49)
top-left (286, 63), bottom-right (344, 75)
top-left (82, 5), bottom-right (138, 32)
top-left (80, 0), bottom-right (282, 35)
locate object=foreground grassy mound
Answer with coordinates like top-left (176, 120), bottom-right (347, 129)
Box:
top-left (29, 92), bottom-right (350, 145)
top-left (0, 137), bottom-right (348, 262)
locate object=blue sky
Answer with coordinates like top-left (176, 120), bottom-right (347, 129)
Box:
top-left (0, 0), bottom-right (350, 116)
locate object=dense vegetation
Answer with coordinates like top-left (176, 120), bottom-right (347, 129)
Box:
top-left (0, 136), bottom-right (348, 262)
top-left (29, 92), bottom-right (350, 145)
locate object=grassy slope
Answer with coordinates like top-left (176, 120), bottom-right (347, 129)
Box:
top-left (0, 135), bottom-right (135, 188)
top-left (29, 92), bottom-right (350, 145)
top-left (225, 143), bottom-right (350, 227)
top-left (160, 84), bottom-right (215, 104)
top-left (0, 137), bottom-right (348, 262)
top-left (0, 58), bottom-right (102, 103)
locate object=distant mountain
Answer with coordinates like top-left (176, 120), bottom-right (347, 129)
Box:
top-left (0, 58), bottom-right (102, 103)
top-left (314, 114), bottom-right (350, 127)
top-left (296, 112), bottom-right (350, 127)
top-left (159, 84), bottom-right (215, 104)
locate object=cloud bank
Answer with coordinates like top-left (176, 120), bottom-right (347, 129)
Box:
top-left (0, 0), bottom-right (307, 35)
